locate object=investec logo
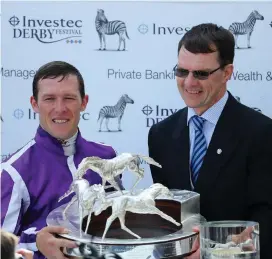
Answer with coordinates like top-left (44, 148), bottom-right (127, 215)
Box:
top-left (138, 23), bottom-right (191, 35)
top-left (13, 108), bottom-right (90, 120)
top-left (142, 105), bottom-right (178, 127)
top-left (9, 15), bottom-right (83, 43)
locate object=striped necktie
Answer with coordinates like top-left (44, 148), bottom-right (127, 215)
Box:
top-left (190, 115), bottom-right (207, 184)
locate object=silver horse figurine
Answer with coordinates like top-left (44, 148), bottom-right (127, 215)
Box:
top-left (75, 153), bottom-right (162, 194)
top-left (58, 180), bottom-right (106, 236)
top-left (93, 183), bottom-right (181, 239)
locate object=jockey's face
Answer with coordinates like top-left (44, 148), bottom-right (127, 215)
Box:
top-left (30, 75), bottom-right (88, 140)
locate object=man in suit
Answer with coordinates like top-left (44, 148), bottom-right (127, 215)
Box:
top-left (148, 23), bottom-right (272, 258)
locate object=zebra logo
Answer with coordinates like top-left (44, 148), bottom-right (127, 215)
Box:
top-left (95, 9), bottom-right (130, 51)
top-left (229, 10), bottom-right (264, 49)
top-left (235, 96), bottom-right (262, 113)
top-left (98, 94), bottom-right (134, 132)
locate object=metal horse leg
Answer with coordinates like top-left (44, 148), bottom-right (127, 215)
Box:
top-left (102, 214), bottom-right (118, 240)
top-left (130, 168), bottom-right (144, 194)
top-left (79, 205), bottom-right (84, 237)
top-left (119, 213), bottom-right (141, 238)
top-left (62, 196), bottom-right (77, 220)
top-left (148, 206), bottom-right (181, 227)
top-left (84, 211), bottom-right (92, 234)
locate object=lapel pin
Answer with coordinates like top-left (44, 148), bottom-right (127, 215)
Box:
top-left (217, 149), bottom-right (222, 154)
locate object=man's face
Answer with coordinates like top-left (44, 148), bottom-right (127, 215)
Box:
top-left (30, 74), bottom-right (88, 140)
top-left (176, 46), bottom-right (233, 115)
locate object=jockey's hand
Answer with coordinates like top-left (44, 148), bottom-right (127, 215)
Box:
top-left (15, 248), bottom-right (34, 259)
top-left (36, 226), bottom-right (78, 259)
top-left (185, 227), bottom-right (200, 259)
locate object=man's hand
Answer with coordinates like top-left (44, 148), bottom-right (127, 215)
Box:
top-left (230, 226), bottom-right (255, 251)
top-left (185, 227), bottom-right (200, 259)
top-left (231, 226), bottom-right (254, 244)
top-left (36, 226), bottom-right (78, 259)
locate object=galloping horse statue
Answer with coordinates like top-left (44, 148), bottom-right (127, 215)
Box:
top-left (93, 183), bottom-right (181, 239)
top-left (75, 153), bottom-right (162, 194)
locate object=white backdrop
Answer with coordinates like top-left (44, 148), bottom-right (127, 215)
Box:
top-left (1, 1), bottom-right (272, 189)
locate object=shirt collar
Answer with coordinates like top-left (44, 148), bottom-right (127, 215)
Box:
top-left (35, 125), bottom-right (81, 155)
top-left (57, 130), bottom-right (78, 147)
top-left (187, 91), bottom-right (229, 125)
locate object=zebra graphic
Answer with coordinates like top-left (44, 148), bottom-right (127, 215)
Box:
top-left (235, 96), bottom-right (262, 113)
top-left (229, 10), bottom-right (264, 49)
top-left (98, 94), bottom-right (134, 132)
top-left (95, 9), bottom-right (130, 51)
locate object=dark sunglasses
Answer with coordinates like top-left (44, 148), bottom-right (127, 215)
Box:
top-left (173, 65), bottom-right (222, 80)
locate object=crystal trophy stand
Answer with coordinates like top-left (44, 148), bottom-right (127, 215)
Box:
top-left (46, 153), bottom-right (203, 258)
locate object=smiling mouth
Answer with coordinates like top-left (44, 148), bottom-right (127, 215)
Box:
top-left (186, 89), bottom-right (202, 94)
top-left (52, 119), bottom-right (69, 124)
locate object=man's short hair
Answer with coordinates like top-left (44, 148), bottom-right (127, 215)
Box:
top-left (32, 61), bottom-right (85, 100)
top-left (1, 229), bottom-right (18, 259)
top-left (178, 23), bottom-right (235, 67)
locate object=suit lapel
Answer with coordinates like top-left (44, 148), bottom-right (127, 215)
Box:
top-left (195, 94), bottom-right (240, 194)
top-left (172, 108), bottom-right (192, 190)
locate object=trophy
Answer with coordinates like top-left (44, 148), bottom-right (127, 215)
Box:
top-left (47, 153), bottom-right (204, 258)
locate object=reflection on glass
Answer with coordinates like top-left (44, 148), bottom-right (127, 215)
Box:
top-left (200, 221), bottom-right (259, 259)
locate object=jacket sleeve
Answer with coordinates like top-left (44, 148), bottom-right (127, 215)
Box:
top-left (247, 121), bottom-right (272, 258)
top-left (148, 125), bottom-right (166, 185)
top-left (1, 168), bottom-right (24, 234)
top-left (1, 165), bottom-right (42, 256)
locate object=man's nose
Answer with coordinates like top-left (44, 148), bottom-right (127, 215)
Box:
top-left (55, 99), bottom-right (67, 112)
top-left (184, 72), bottom-right (199, 86)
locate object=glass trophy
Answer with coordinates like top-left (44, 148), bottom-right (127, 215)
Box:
top-left (200, 220), bottom-right (260, 259)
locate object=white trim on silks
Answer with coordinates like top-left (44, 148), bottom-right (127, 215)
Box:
top-left (23, 227), bottom-right (38, 235)
top-left (1, 140), bottom-right (36, 167)
top-left (17, 242), bottom-right (38, 252)
top-left (91, 140), bottom-right (113, 148)
top-left (67, 155), bottom-right (77, 180)
top-left (1, 165), bottom-right (31, 233)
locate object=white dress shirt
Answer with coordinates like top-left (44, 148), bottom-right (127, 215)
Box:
top-left (187, 91), bottom-right (229, 162)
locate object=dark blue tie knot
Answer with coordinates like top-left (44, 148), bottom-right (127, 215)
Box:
top-left (191, 115), bottom-right (205, 131)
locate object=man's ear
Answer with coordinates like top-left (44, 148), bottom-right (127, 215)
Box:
top-left (30, 96), bottom-right (39, 113)
top-left (223, 64), bottom-right (234, 83)
top-left (80, 95), bottom-right (89, 112)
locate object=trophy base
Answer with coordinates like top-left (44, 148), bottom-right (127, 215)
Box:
top-left (83, 200), bottom-right (182, 239)
top-left (47, 190), bottom-right (201, 259)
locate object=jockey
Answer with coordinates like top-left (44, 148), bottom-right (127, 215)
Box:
top-left (1, 61), bottom-right (123, 259)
